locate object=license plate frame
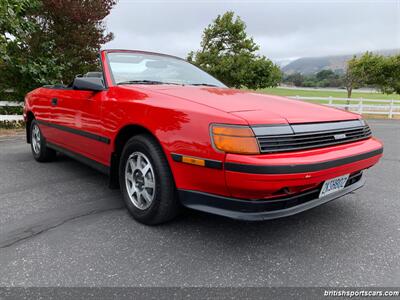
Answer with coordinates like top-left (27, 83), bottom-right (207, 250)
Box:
top-left (319, 174), bottom-right (350, 198)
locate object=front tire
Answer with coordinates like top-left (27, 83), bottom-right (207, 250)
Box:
top-left (30, 120), bottom-right (56, 162)
top-left (119, 134), bottom-right (179, 225)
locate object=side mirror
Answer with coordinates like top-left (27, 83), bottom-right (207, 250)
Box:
top-left (73, 77), bottom-right (105, 92)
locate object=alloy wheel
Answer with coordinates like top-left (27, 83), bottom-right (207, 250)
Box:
top-left (32, 124), bottom-right (41, 154)
top-left (125, 151), bottom-right (156, 210)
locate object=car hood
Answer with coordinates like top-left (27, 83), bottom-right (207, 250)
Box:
top-left (136, 86), bottom-right (359, 125)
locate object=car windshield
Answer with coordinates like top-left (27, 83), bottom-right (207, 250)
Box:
top-left (107, 52), bottom-right (226, 87)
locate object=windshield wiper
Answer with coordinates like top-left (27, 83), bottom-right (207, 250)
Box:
top-left (117, 80), bottom-right (181, 85)
top-left (189, 83), bottom-right (219, 87)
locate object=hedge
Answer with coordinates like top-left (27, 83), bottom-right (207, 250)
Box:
top-left (0, 105), bottom-right (24, 115)
top-left (0, 120), bottom-right (25, 129)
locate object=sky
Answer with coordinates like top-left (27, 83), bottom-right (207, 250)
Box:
top-left (105, 0), bottom-right (400, 63)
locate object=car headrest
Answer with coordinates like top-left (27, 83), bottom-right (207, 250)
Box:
top-left (84, 72), bottom-right (103, 78)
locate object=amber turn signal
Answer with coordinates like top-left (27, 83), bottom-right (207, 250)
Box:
top-left (211, 125), bottom-right (260, 154)
top-left (182, 156), bottom-right (206, 167)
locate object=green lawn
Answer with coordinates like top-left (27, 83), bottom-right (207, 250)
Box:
top-left (258, 87), bottom-right (400, 100)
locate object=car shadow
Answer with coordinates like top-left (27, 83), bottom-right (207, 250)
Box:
top-left (52, 153), bottom-right (365, 249)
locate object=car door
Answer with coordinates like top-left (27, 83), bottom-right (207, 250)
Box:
top-left (50, 89), bottom-right (109, 165)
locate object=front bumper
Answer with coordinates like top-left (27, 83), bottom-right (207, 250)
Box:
top-left (225, 139), bottom-right (383, 199)
top-left (179, 173), bottom-right (365, 221)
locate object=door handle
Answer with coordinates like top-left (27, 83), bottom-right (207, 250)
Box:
top-left (51, 98), bottom-right (58, 106)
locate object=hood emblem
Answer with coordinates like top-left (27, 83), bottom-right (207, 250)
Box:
top-left (333, 133), bottom-right (347, 140)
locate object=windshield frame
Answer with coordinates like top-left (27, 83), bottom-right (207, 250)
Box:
top-left (104, 50), bottom-right (227, 88)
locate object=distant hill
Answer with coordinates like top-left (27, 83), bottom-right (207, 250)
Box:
top-left (282, 49), bottom-right (400, 75)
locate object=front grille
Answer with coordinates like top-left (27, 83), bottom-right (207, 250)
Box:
top-left (256, 121), bottom-right (371, 153)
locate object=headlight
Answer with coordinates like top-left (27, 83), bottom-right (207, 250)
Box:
top-left (211, 124), bottom-right (260, 154)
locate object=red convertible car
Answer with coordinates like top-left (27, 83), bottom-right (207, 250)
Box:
top-left (24, 49), bottom-right (383, 224)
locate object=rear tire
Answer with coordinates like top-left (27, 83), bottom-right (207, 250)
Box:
top-left (119, 134), bottom-right (179, 225)
top-left (30, 120), bottom-right (57, 162)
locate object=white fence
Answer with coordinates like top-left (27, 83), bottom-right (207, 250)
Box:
top-left (290, 96), bottom-right (400, 118)
top-left (0, 101), bottom-right (24, 121)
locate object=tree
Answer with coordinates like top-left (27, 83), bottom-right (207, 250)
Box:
top-left (188, 11), bottom-right (281, 89)
top-left (316, 70), bottom-right (335, 81)
top-left (344, 56), bottom-right (363, 99)
top-left (283, 71), bottom-right (343, 88)
top-left (314, 70), bottom-right (342, 88)
top-left (34, 0), bottom-right (116, 81)
top-left (0, 0), bottom-right (39, 56)
top-left (283, 73), bottom-right (304, 87)
top-left (1, 0), bottom-right (40, 100)
top-left (0, 0), bottom-right (117, 101)
top-left (378, 54), bottom-right (400, 95)
top-left (344, 52), bottom-right (400, 98)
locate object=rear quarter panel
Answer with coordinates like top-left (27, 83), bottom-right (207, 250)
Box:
top-left (25, 88), bottom-right (55, 138)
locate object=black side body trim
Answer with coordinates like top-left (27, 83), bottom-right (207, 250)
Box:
top-left (224, 148), bottom-right (383, 174)
top-left (171, 153), bottom-right (223, 169)
top-left (37, 121), bottom-right (110, 144)
top-left (47, 142), bottom-right (110, 175)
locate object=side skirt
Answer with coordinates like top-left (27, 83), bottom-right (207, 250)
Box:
top-left (47, 142), bottom-right (110, 175)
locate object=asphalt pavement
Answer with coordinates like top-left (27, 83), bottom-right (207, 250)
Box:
top-left (0, 120), bottom-right (399, 287)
